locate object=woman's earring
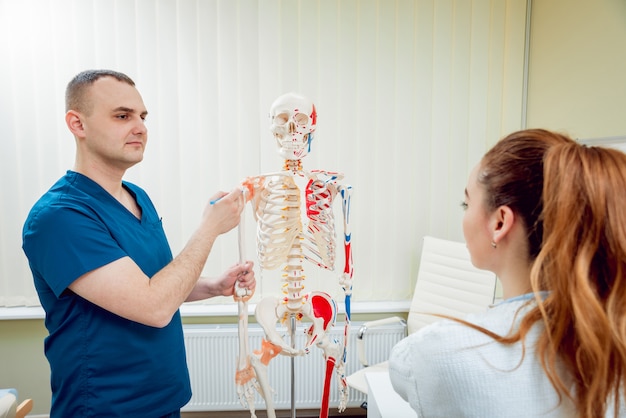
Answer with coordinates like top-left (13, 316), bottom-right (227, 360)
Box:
top-left (491, 241), bottom-right (497, 248)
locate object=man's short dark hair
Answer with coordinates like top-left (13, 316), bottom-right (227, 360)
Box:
top-left (65, 69), bottom-right (136, 114)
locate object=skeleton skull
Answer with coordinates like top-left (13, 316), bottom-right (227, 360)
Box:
top-left (269, 93), bottom-right (317, 160)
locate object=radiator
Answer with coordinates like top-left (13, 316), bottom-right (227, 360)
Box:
top-left (182, 321), bottom-right (406, 412)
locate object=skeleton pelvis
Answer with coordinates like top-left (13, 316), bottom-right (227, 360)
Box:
top-left (254, 291), bottom-right (337, 357)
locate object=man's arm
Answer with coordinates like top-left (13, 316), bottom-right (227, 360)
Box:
top-left (185, 260), bottom-right (256, 303)
top-left (69, 188), bottom-right (244, 327)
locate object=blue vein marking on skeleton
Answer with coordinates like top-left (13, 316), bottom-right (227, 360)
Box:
top-left (307, 133), bottom-right (313, 152)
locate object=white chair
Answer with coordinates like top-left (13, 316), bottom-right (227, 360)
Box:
top-left (0, 388), bottom-right (32, 418)
top-left (346, 235), bottom-right (498, 394)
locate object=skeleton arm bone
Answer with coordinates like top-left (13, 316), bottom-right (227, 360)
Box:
top-left (235, 298), bottom-right (259, 417)
top-left (234, 187), bottom-right (261, 417)
top-left (337, 184), bottom-right (354, 297)
top-left (337, 184), bottom-right (354, 389)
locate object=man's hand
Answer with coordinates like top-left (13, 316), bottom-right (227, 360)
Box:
top-left (203, 187), bottom-right (245, 236)
top-left (186, 261), bottom-right (256, 302)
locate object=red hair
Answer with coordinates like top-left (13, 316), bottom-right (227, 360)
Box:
top-left (455, 130), bottom-right (626, 417)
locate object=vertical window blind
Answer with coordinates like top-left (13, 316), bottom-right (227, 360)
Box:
top-left (0, 0), bottom-right (527, 308)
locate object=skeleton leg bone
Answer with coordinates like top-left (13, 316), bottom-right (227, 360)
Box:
top-left (303, 330), bottom-right (346, 418)
top-left (249, 339), bottom-right (282, 418)
top-left (304, 292), bottom-right (346, 417)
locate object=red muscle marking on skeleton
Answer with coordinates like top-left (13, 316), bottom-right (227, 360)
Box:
top-left (311, 294), bottom-right (334, 329)
top-left (344, 242), bottom-right (352, 275)
top-left (305, 293), bottom-right (336, 346)
top-left (305, 179), bottom-right (318, 217)
top-left (305, 180), bottom-right (332, 216)
top-left (305, 179), bottom-right (325, 218)
top-left (320, 356), bottom-right (335, 418)
top-left (310, 103), bottom-right (317, 126)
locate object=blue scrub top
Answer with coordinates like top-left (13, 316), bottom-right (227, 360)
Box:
top-left (22, 171), bottom-right (191, 417)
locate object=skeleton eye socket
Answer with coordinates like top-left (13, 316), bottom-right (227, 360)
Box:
top-left (273, 112), bottom-right (310, 127)
top-left (294, 113), bottom-right (309, 126)
top-left (274, 113), bottom-right (289, 125)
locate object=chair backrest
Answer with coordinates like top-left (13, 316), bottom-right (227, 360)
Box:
top-left (407, 236), bottom-right (498, 334)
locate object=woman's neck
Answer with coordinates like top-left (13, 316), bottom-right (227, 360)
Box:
top-left (496, 256), bottom-right (534, 300)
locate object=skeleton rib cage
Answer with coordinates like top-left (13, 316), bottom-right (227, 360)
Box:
top-left (254, 172), bottom-right (339, 272)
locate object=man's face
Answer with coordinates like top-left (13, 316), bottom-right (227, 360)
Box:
top-left (78, 77), bottom-right (148, 170)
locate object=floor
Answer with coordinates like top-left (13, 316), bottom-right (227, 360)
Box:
top-left (182, 406), bottom-right (367, 417)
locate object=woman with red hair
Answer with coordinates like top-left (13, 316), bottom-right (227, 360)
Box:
top-left (390, 129), bottom-right (626, 418)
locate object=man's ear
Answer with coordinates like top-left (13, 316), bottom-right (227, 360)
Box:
top-left (65, 110), bottom-right (86, 138)
top-left (491, 205), bottom-right (515, 246)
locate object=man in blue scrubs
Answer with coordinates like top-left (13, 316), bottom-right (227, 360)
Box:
top-left (22, 69), bottom-right (256, 417)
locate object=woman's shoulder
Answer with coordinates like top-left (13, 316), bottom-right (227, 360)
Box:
top-left (393, 298), bottom-right (536, 359)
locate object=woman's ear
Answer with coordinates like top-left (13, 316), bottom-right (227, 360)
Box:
top-left (491, 205), bottom-right (515, 246)
top-left (65, 110), bottom-right (86, 138)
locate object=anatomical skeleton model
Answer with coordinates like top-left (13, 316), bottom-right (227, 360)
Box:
top-left (234, 93), bottom-right (353, 418)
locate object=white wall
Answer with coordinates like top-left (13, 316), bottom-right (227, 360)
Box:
top-left (0, 0), bottom-right (527, 308)
top-left (527, 0), bottom-right (626, 139)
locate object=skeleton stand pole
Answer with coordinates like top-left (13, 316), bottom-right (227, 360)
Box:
top-left (290, 314), bottom-right (296, 418)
